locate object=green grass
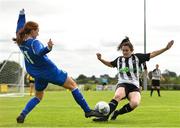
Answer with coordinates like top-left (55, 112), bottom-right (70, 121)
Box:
top-left (0, 90), bottom-right (180, 127)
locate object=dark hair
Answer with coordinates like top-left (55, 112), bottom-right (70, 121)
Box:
top-left (13, 21), bottom-right (39, 45)
top-left (117, 36), bottom-right (134, 51)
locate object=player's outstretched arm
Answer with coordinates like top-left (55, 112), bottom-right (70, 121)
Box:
top-left (16, 9), bottom-right (26, 33)
top-left (150, 40), bottom-right (174, 58)
top-left (96, 53), bottom-right (113, 67)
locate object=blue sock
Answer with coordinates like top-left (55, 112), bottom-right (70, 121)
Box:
top-left (72, 88), bottom-right (91, 113)
top-left (21, 97), bottom-right (40, 117)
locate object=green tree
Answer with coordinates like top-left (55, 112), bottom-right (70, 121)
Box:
top-left (162, 69), bottom-right (177, 77)
top-left (76, 74), bottom-right (88, 84)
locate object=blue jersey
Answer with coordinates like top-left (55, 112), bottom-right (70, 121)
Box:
top-left (19, 39), bottom-right (57, 78)
top-left (16, 11), bottom-right (67, 90)
top-left (16, 12), bottom-right (57, 78)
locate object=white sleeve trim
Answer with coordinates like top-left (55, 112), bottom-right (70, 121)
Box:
top-left (31, 39), bottom-right (38, 54)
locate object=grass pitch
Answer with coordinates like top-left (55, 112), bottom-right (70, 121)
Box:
top-left (0, 90), bottom-right (180, 127)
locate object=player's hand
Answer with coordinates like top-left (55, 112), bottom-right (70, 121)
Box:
top-left (20, 9), bottom-right (25, 15)
top-left (166, 40), bottom-right (174, 50)
top-left (96, 53), bottom-right (102, 60)
top-left (47, 39), bottom-right (54, 50)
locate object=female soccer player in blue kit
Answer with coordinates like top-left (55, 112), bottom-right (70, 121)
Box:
top-left (14, 9), bottom-right (102, 123)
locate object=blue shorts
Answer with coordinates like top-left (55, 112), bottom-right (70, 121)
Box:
top-left (34, 68), bottom-right (68, 91)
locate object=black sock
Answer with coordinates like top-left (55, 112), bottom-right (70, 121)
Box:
top-left (118, 103), bottom-right (133, 115)
top-left (150, 89), bottom-right (153, 96)
top-left (107, 99), bottom-right (118, 117)
top-left (157, 89), bottom-right (161, 96)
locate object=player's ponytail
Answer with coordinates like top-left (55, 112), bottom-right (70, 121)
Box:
top-left (13, 21), bottom-right (38, 45)
top-left (12, 28), bottom-right (26, 45)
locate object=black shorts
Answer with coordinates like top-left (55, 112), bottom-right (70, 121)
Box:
top-left (102, 82), bottom-right (107, 86)
top-left (152, 80), bottom-right (160, 86)
top-left (29, 80), bottom-right (35, 84)
top-left (116, 83), bottom-right (140, 99)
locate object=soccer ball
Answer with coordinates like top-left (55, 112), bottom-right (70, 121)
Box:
top-left (94, 101), bottom-right (110, 116)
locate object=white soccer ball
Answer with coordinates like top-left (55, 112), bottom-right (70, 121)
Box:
top-left (95, 101), bottom-right (110, 116)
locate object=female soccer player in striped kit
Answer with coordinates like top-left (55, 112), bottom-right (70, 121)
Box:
top-left (93, 37), bottom-right (174, 121)
top-left (14, 9), bottom-right (103, 123)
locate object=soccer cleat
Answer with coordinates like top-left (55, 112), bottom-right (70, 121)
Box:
top-left (92, 117), bottom-right (108, 122)
top-left (110, 110), bottom-right (119, 120)
top-left (16, 113), bottom-right (25, 123)
top-left (85, 110), bottom-right (104, 118)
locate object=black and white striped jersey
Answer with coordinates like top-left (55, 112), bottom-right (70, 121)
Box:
top-left (152, 69), bottom-right (161, 80)
top-left (110, 53), bottom-right (150, 88)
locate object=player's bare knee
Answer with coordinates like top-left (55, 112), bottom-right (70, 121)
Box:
top-left (71, 80), bottom-right (78, 88)
top-left (130, 100), bottom-right (140, 109)
top-left (35, 92), bottom-right (44, 101)
top-left (68, 81), bottom-right (78, 91)
top-left (114, 94), bottom-right (123, 101)
top-left (63, 77), bottom-right (78, 91)
top-left (36, 96), bottom-right (43, 101)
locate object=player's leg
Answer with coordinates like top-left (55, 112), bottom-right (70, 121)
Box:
top-left (16, 91), bottom-right (43, 123)
top-left (157, 86), bottom-right (161, 97)
top-left (63, 76), bottom-right (104, 118)
top-left (49, 69), bottom-right (103, 118)
top-left (111, 84), bottom-right (141, 120)
top-left (16, 79), bottom-right (48, 123)
top-left (63, 77), bottom-right (90, 112)
top-left (29, 82), bottom-right (34, 96)
top-left (93, 86), bottom-right (125, 121)
top-left (151, 80), bottom-right (156, 97)
top-left (156, 80), bottom-right (161, 97)
top-left (111, 91), bottom-right (141, 120)
top-left (150, 86), bottom-right (154, 96)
